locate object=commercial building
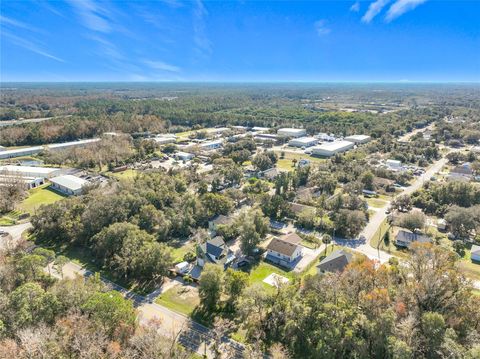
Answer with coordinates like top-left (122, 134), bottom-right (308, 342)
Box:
top-left (175, 151), bottom-right (195, 161)
top-left (50, 175), bottom-right (89, 196)
top-left (153, 134), bottom-right (177, 145)
top-left (386, 159), bottom-right (402, 170)
top-left (199, 139), bottom-right (223, 150)
top-left (288, 136), bottom-right (318, 148)
top-left (344, 135), bottom-right (371, 144)
top-left (0, 174), bottom-right (44, 189)
top-left (46, 138), bottom-right (100, 152)
top-left (0, 165), bottom-right (62, 179)
top-left (277, 128), bottom-right (307, 138)
top-left (0, 146), bottom-right (43, 159)
top-left (311, 141), bottom-right (355, 157)
top-left (251, 126), bottom-right (270, 133)
top-left (316, 133), bottom-right (335, 142)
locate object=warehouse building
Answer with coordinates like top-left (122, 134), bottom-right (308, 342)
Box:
top-left (46, 138), bottom-right (100, 152)
top-left (50, 175), bottom-right (89, 196)
top-left (277, 128), bottom-right (307, 138)
top-left (199, 139), bottom-right (223, 150)
top-left (0, 174), bottom-right (45, 189)
top-left (311, 141), bottom-right (355, 157)
top-left (344, 135), bottom-right (371, 144)
top-left (288, 136), bottom-right (319, 148)
top-left (153, 134), bottom-right (177, 145)
top-left (0, 165), bottom-right (62, 179)
top-left (0, 146), bottom-right (44, 159)
top-left (175, 151), bottom-right (195, 161)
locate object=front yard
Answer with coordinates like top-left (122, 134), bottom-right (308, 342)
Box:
top-left (155, 285), bottom-right (200, 316)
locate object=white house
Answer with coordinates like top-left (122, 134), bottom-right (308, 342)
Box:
top-left (311, 141), bottom-right (354, 157)
top-left (50, 175), bottom-right (89, 196)
top-left (471, 245), bottom-right (480, 263)
top-left (0, 146), bottom-right (44, 159)
top-left (344, 135), bottom-right (371, 144)
top-left (288, 136), bottom-right (319, 148)
top-left (266, 237), bottom-right (302, 268)
top-left (277, 128), bottom-right (307, 138)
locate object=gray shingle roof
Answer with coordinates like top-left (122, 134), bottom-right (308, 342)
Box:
top-left (317, 250), bottom-right (353, 273)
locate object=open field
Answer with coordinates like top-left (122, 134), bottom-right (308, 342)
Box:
top-left (107, 168), bottom-right (138, 180)
top-left (275, 151), bottom-right (325, 171)
top-left (155, 285), bottom-right (200, 316)
top-left (19, 184), bottom-right (65, 214)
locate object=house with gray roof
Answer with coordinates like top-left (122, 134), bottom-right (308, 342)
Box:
top-left (197, 236), bottom-right (236, 268)
top-left (317, 250), bottom-right (352, 274)
top-left (395, 230), bottom-right (431, 249)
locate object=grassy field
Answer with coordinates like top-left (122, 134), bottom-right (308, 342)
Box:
top-left (245, 261), bottom-right (295, 288)
top-left (365, 197), bottom-right (388, 208)
top-left (370, 218), bottom-right (391, 248)
top-left (275, 151), bottom-right (325, 171)
top-left (155, 286), bottom-right (200, 316)
top-left (0, 210), bottom-right (24, 225)
top-left (107, 168), bottom-right (138, 180)
top-left (19, 184), bottom-right (65, 214)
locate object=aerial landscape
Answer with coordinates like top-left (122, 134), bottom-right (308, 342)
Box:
top-left (1, 1), bottom-right (480, 358)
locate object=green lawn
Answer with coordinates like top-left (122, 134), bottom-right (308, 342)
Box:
top-left (303, 244), bottom-right (346, 277)
top-left (170, 240), bottom-right (196, 263)
top-left (275, 151), bottom-right (325, 171)
top-left (245, 261), bottom-right (295, 289)
top-left (365, 197), bottom-right (388, 208)
top-left (0, 210), bottom-right (26, 226)
top-left (19, 184), bottom-right (65, 214)
top-left (107, 169), bottom-right (138, 180)
top-left (370, 218), bottom-right (391, 247)
top-left (155, 286), bottom-right (200, 316)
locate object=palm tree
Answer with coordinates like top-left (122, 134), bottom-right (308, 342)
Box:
top-left (322, 234), bottom-right (332, 256)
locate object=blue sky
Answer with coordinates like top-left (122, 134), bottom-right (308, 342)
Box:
top-left (1, 0), bottom-right (479, 82)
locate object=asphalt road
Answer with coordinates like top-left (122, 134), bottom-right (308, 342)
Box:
top-left (0, 222), bottom-right (32, 250)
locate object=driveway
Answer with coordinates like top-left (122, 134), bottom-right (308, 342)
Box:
top-left (0, 222), bottom-right (32, 250)
top-left (292, 244), bottom-right (325, 273)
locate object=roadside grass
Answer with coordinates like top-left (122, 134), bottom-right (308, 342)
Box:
top-left (365, 197), bottom-right (388, 208)
top-left (369, 219), bottom-right (391, 248)
top-left (0, 210), bottom-right (25, 225)
top-left (155, 285), bottom-right (200, 316)
top-left (19, 184), bottom-right (65, 214)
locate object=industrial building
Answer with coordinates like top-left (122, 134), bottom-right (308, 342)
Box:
top-left (277, 128), bottom-right (307, 138)
top-left (175, 152), bottom-right (195, 161)
top-left (288, 136), bottom-right (319, 148)
top-left (311, 141), bottom-right (354, 157)
top-left (0, 174), bottom-right (45, 189)
top-left (0, 165), bottom-right (62, 179)
top-left (199, 139), bottom-right (223, 150)
top-left (386, 159), bottom-right (402, 170)
top-left (153, 134), bottom-right (177, 145)
top-left (344, 135), bottom-right (371, 144)
top-left (46, 138), bottom-right (100, 152)
top-left (0, 146), bottom-right (44, 159)
top-left (254, 133), bottom-right (279, 143)
top-left (50, 175), bottom-right (89, 196)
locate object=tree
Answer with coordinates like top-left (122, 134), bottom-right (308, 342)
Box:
top-left (201, 193), bottom-right (234, 218)
top-left (198, 264), bottom-right (223, 311)
top-left (252, 152), bottom-right (277, 171)
top-left (237, 209), bottom-right (269, 254)
top-left (421, 312), bottom-right (446, 358)
top-left (391, 195), bottom-right (412, 212)
top-left (0, 171), bottom-right (26, 213)
top-left (334, 209), bottom-right (366, 238)
top-left (445, 206), bottom-right (477, 240)
top-left (360, 171), bottom-right (375, 191)
top-left (394, 211), bottom-right (426, 233)
top-left (82, 290), bottom-right (136, 338)
top-left (322, 234), bottom-right (332, 256)
top-left (224, 268), bottom-right (249, 309)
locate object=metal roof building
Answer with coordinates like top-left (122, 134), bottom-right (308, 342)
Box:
top-left (0, 165), bottom-right (62, 179)
top-left (50, 175), bottom-right (89, 196)
top-left (46, 138), bottom-right (100, 151)
top-left (0, 146), bottom-right (44, 159)
top-left (288, 136), bottom-right (319, 148)
top-left (311, 141), bottom-right (355, 157)
top-left (277, 128), bottom-right (307, 138)
top-left (344, 135), bottom-right (371, 144)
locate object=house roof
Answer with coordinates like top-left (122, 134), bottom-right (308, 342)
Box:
top-left (203, 236), bottom-right (227, 258)
top-left (280, 232), bottom-right (303, 245)
top-left (472, 245), bottom-right (480, 256)
top-left (317, 250), bottom-right (353, 273)
top-left (395, 230), bottom-right (431, 245)
top-left (267, 237), bottom-right (299, 257)
top-left (451, 165), bottom-right (473, 176)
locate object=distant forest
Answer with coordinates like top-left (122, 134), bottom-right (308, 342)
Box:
top-left (1, 83), bottom-right (479, 146)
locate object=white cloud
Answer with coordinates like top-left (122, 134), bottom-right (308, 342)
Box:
top-left (385, 0), bottom-right (428, 22)
top-left (362, 0), bottom-right (390, 23)
top-left (350, 2), bottom-right (360, 12)
top-left (2, 31), bottom-right (64, 62)
top-left (193, 0), bottom-right (212, 59)
top-left (314, 19), bottom-right (331, 36)
top-left (67, 0), bottom-right (111, 33)
top-left (144, 60), bottom-right (181, 73)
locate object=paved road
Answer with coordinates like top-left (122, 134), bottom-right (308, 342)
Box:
top-left (0, 222), bottom-right (32, 249)
top-left (48, 261), bottom-right (244, 358)
top-left (344, 156), bottom-right (449, 264)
